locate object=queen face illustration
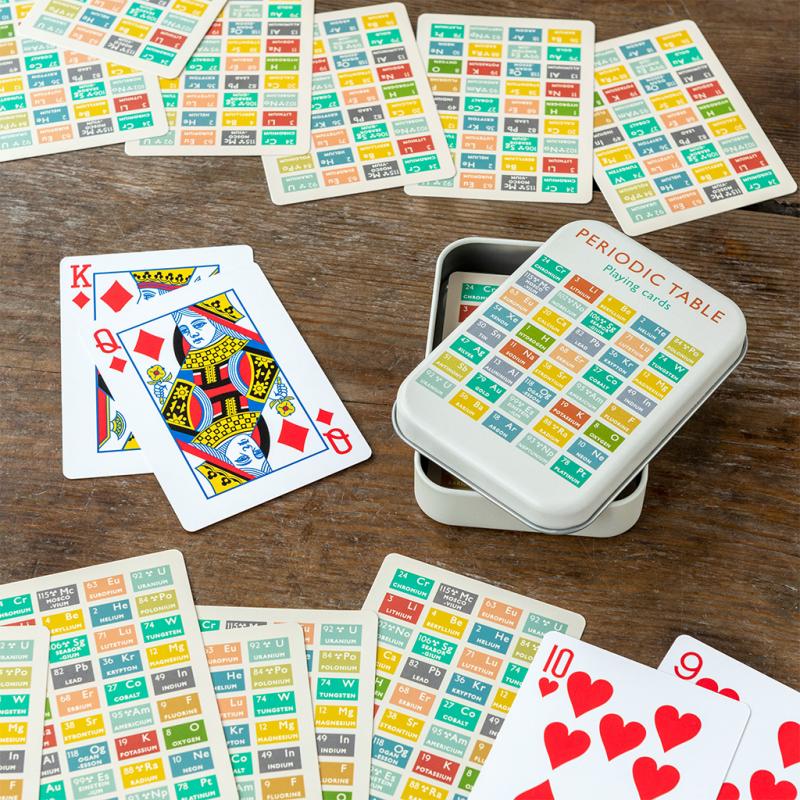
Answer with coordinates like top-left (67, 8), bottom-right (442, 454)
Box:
top-left (175, 310), bottom-right (223, 350)
top-left (220, 434), bottom-right (268, 474)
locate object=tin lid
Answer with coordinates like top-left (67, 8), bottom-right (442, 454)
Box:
top-left (394, 221), bottom-right (747, 533)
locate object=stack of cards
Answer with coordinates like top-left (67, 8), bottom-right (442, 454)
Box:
top-left (198, 607), bottom-right (377, 799)
top-left (0, 0), bottom-right (167, 162)
top-left (60, 246), bottom-right (370, 530)
top-left (1, 551), bottom-right (797, 800)
top-left (468, 632), bottom-right (799, 799)
top-left (5, 2), bottom-right (795, 235)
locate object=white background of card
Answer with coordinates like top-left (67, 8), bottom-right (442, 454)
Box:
top-left (0, 625), bottom-right (49, 800)
top-left (0, 550), bottom-right (237, 800)
top-left (471, 631), bottom-right (750, 800)
top-left (363, 553), bottom-right (585, 800)
top-left (198, 606), bottom-right (377, 800)
top-left (406, 14), bottom-right (596, 202)
top-left (18, 0), bottom-right (229, 78)
top-left (659, 635), bottom-right (799, 796)
top-left (60, 246), bottom-right (257, 479)
top-left (593, 20), bottom-right (797, 236)
top-left (263, 2), bottom-right (455, 204)
top-left (202, 623), bottom-right (323, 800)
top-left (125, 0), bottom-right (315, 156)
top-left (87, 270), bottom-right (370, 530)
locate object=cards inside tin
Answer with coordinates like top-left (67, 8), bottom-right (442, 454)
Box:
top-left (394, 220), bottom-right (747, 533)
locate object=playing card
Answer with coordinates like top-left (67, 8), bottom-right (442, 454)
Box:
top-left (16, 0), bottom-right (228, 78)
top-left (84, 268), bottom-right (371, 530)
top-left (362, 553), bottom-right (585, 799)
top-left (406, 14), bottom-right (595, 202)
top-left (659, 635), bottom-right (799, 800)
top-left (262, 2), bottom-right (455, 204)
top-left (593, 20), bottom-right (797, 236)
top-left (442, 272), bottom-right (506, 339)
top-left (198, 606), bottom-right (377, 800)
top-left (60, 245), bottom-right (257, 479)
top-left (0, 0), bottom-right (167, 163)
top-left (0, 626), bottom-right (49, 800)
top-left (202, 623), bottom-right (322, 800)
top-left (125, 0), bottom-right (315, 156)
top-left (470, 632), bottom-right (750, 800)
top-left (0, 550), bottom-right (237, 800)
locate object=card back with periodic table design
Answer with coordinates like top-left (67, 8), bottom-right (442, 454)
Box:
top-left (362, 553), bottom-right (585, 799)
top-left (592, 20), bottom-right (796, 236)
top-left (406, 14), bottom-right (595, 202)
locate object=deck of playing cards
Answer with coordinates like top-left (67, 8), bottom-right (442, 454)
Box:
top-left (60, 246), bottom-right (371, 531)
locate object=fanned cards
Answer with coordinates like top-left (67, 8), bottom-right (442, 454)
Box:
top-left (0, 0), bottom-right (166, 162)
top-left (127, 0), bottom-right (314, 155)
top-left (17, 0), bottom-right (227, 78)
top-left (0, 550), bottom-right (237, 800)
top-left (198, 606), bottom-right (377, 800)
top-left (60, 246), bottom-right (258, 479)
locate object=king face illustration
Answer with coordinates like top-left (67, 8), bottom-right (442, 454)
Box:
top-left (158, 293), bottom-right (284, 496)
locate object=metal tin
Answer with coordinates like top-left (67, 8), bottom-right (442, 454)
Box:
top-left (395, 221), bottom-right (748, 535)
top-left (413, 236), bottom-right (647, 537)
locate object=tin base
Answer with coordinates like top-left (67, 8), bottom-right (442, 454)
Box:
top-left (413, 236), bottom-right (648, 537)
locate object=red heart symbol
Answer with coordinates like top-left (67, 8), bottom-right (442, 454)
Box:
top-left (539, 678), bottom-right (559, 697)
top-left (779, 721), bottom-right (800, 769)
top-left (654, 705), bottom-right (702, 752)
top-left (567, 671), bottom-right (613, 718)
top-left (543, 721), bottom-right (591, 769)
top-left (716, 783), bottom-right (740, 800)
top-left (696, 677), bottom-right (740, 701)
top-left (749, 769), bottom-right (797, 800)
top-left (599, 713), bottom-right (647, 760)
top-left (515, 781), bottom-right (555, 800)
top-left (632, 757), bottom-right (680, 800)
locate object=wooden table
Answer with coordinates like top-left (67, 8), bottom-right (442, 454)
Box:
top-left (2, 0), bottom-right (798, 688)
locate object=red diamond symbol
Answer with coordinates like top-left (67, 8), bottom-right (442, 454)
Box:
top-left (316, 408), bottom-right (334, 425)
top-left (72, 291), bottom-right (90, 309)
top-left (109, 356), bottom-right (127, 373)
top-left (133, 330), bottom-right (165, 360)
top-left (278, 419), bottom-right (309, 452)
top-left (100, 280), bottom-right (134, 313)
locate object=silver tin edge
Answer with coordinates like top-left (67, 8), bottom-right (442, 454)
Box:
top-left (395, 235), bottom-right (750, 533)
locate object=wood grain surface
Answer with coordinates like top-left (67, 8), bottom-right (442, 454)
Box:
top-left (1, 0), bottom-right (798, 689)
